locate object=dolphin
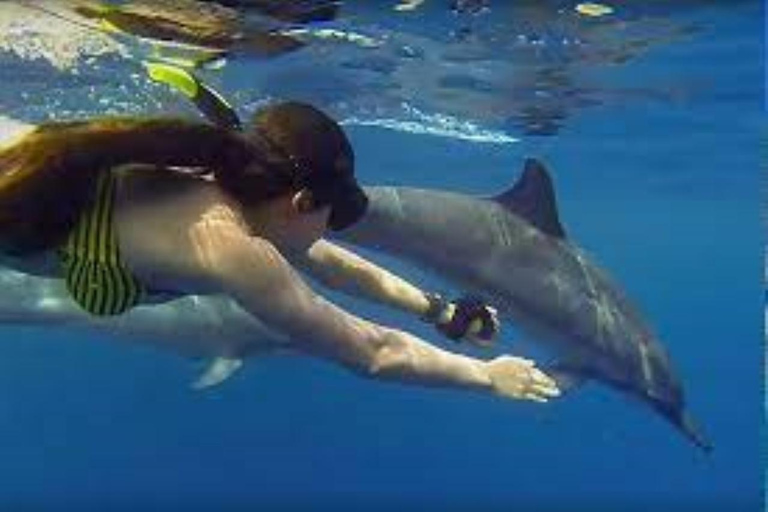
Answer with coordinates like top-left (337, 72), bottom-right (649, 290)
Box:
top-left (338, 158), bottom-right (712, 453)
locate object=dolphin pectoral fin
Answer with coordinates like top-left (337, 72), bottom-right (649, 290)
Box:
top-left (192, 357), bottom-right (244, 390)
top-left (544, 362), bottom-right (588, 393)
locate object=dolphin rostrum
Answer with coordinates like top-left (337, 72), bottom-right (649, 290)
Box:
top-left (337, 158), bottom-right (712, 453)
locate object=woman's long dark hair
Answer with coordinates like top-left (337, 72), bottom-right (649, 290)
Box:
top-left (0, 102), bottom-right (352, 254)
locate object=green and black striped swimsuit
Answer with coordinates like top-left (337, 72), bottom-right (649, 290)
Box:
top-left (60, 171), bottom-right (144, 316)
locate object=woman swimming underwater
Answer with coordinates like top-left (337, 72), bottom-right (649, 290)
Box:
top-left (0, 106), bottom-right (559, 402)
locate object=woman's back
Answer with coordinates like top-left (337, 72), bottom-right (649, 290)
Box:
top-left (114, 164), bottom-right (246, 295)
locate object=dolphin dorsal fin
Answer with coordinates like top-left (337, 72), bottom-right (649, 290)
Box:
top-left (493, 158), bottom-right (566, 239)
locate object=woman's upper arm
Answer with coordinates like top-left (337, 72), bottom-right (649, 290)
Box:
top-left (203, 228), bottom-right (384, 366)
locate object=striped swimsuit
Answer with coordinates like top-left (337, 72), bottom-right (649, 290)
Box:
top-left (60, 171), bottom-right (144, 316)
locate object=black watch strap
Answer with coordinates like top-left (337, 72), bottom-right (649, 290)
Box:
top-left (421, 292), bottom-right (448, 323)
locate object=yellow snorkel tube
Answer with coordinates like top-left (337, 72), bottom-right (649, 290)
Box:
top-left (143, 62), bottom-right (242, 131)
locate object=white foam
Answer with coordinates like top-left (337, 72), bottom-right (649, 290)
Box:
top-left (341, 103), bottom-right (519, 145)
top-left (0, 1), bottom-right (125, 72)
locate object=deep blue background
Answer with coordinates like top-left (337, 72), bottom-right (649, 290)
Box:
top-left (0, 1), bottom-right (761, 511)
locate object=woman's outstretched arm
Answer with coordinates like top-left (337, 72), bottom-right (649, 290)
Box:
top-left (294, 239), bottom-right (499, 346)
top-left (188, 214), bottom-right (559, 401)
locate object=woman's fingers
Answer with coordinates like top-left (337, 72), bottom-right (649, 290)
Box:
top-left (487, 355), bottom-right (561, 402)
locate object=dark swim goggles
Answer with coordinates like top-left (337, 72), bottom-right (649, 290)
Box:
top-left (303, 167), bottom-right (369, 232)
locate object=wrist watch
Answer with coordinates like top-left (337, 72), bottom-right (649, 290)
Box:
top-left (421, 292), bottom-right (449, 323)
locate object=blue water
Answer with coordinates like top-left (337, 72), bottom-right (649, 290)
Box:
top-left (0, 1), bottom-right (761, 511)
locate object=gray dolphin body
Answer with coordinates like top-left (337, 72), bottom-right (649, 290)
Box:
top-left (336, 159), bottom-right (711, 452)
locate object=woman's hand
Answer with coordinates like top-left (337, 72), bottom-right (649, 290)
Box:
top-left (485, 355), bottom-right (560, 403)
